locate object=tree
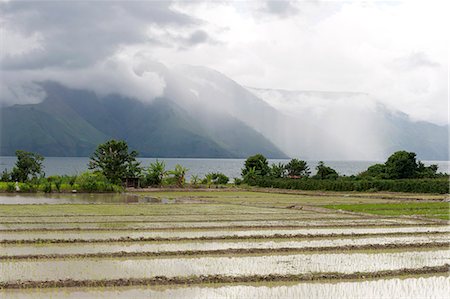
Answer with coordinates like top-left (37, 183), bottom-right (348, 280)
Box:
top-left (313, 161), bottom-right (338, 180)
top-left (11, 150), bottom-right (44, 182)
top-left (359, 163), bottom-right (387, 179)
top-left (145, 160), bottom-right (167, 187)
top-left (416, 161), bottom-right (438, 178)
top-left (285, 159), bottom-right (310, 177)
top-left (169, 164), bottom-right (188, 187)
top-left (242, 154), bottom-right (270, 177)
top-left (270, 163), bottom-right (286, 178)
top-left (208, 172), bottom-right (229, 185)
top-left (88, 140), bottom-right (141, 184)
top-left (385, 151), bottom-right (418, 179)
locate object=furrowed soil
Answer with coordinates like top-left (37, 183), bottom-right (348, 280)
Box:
top-left (0, 190), bottom-right (448, 296)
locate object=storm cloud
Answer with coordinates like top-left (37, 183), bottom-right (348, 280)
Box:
top-left (0, 1), bottom-right (447, 127)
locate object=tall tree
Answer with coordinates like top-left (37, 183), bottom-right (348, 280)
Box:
top-left (385, 151), bottom-right (418, 179)
top-left (88, 140), bottom-right (141, 184)
top-left (242, 154), bottom-right (270, 177)
top-left (314, 161), bottom-right (338, 180)
top-left (11, 150), bottom-right (44, 182)
top-left (285, 159), bottom-right (310, 177)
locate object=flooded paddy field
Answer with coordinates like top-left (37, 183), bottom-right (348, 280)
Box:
top-left (1, 235), bottom-right (449, 257)
top-left (1, 250), bottom-right (449, 281)
top-left (2, 225), bottom-right (449, 242)
top-left (2, 275), bottom-right (449, 299)
top-left (0, 190), bottom-right (448, 297)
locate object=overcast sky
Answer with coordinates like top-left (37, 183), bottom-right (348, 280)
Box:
top-left (1, 0), bottom-right (448, 125)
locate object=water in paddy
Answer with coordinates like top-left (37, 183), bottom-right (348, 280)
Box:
top-left (0, 193), bottom-right (143, 204)
top-left (2, 235), bottom-right (448, 256)
top-left (1, 226), bottom-right (448, 241)
top-left (1, 250), bottom-right (448, 281)
top-left (1, 156), bottom-right (449, 178)
top-left (2, 276), bottom-right (448, 299)
top-left (0, 218), bottom-right (428, 231)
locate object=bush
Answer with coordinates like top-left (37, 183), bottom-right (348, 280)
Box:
top-left (74, 172), bottom-right (121, 192)
top-left (20, 183), bottom-right (37, 193)
top-left (42, 181), bottom-right (52, 193)
top-left (249, 177), bottom-right (449, 194)
top-left (206, 172), bottom-right (229, 185)
top-left (6, 182), bottom-right (16, 192)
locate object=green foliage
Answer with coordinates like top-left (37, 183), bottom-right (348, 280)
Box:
top-left (285, 159), bottom-right (310, 177)
top-left (10, 150), bottom-right (44, 182)
top-left (359, 164), bottom-right (387, 179)
top-left (190, 175), bottom-right (200, 186)
top-left (74, 171), bottom-right (121, 192)
top-left (416, 161), bottom-right (439, 179)
top-left (6, 182), bottom-right (15, 192)
top-left (42, 181), bottom-right (52, 193)
top-left (1, 169), bottom-right (11, 182)
top-left (242, 154), bottom-right (270, 179)
top-left (313, 161), bottom-right (338, 180)
top-left (18, 183), bottom-right (37, 193)
top-left (385, 151), bottom-right (418, 179)
top-left (168, 164), bottom-right (188, 188)
top-left (234, 177), bottom-right (243, 185)
top-left (143, 160), bottom-right (167, 187)
top-left (88, 139), bottom-right (141, 184)
top-left (47, 176), bottom-right (63, 192)
top-left (249, 177), bottom-right (449, 194)
top-left (205, 172), bottom-right (229, 185)
top-left (270, 163), bottom-right (286, 178)
top-left (359, 151), bottom-right (439, 179)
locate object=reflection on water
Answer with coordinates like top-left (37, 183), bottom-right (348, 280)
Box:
top-left (0, 193), bottom-right (140, 204)
top-left (1, 250), bottom-right (449, 281)
top-left (3, 276), bottom-right (447, 299)
top-left (2, 235), bottom-right (449, 257)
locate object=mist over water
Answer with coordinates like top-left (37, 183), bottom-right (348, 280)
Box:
top-left (1, 157), bottom-right (448, 179)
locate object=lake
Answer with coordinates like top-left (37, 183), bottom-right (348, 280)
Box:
top-left (0, 157), bottom-right (449, 180)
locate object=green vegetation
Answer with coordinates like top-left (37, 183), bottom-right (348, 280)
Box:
top-left (285, 159), bottom-right (311, 177)
top-left (202, 173), bottom-right (230, 185)
top-left (359, 151), bottom-right (441, 179)
top-left (242, 154), bottom-right (270, 178)
top-left (74, 172), bottom-right (122, 192)
top-left (325, 202), bottom-right (450, 220)
top-left (88, 139), bottom-right (141, 184)
top-left (5, 150), bottom-right (44, 182)
top-left (142, 160), bottom-right (167, 187)
top-left (249, 177), bottom-right (449, 194)
top-left (312, 161), bottom-right (338, 180)
top-left (241, 152), bottom-right (448, 194)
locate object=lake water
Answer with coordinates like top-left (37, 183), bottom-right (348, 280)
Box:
top-left (0, 157), bottom-right (448, 179)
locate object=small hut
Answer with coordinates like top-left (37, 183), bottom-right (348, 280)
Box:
top-left (122, 177), bottom-right (140, 188)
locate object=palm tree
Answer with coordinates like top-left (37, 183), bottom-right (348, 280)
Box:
top-left (169, 164), bottom-right (189, 187)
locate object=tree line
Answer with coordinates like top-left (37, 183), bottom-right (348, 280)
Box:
top-left (1, 139), bottom-right (447, 193)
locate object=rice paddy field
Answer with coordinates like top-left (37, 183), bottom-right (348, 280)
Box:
top-left (0, 190), bottom-right (449, 298)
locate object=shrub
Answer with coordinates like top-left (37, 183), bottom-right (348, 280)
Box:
top-left (248, 177), bottom-right (449, 194)
top-left (74, 171), bottom-right (120, 192)
top-left (206, 172), bottom-right (229, 185)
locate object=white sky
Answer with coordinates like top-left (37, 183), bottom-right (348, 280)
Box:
top-left (1, 0), bottom-right (448, 125)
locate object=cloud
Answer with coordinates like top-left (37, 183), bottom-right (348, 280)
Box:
top-left (0, 53), bottom-right (166, 106)
top-left (0, 1), bottom-right (199, 69)
top-left (261, 1), bottom-right (300, 17)
top-left (0, 0), bottom-right (447, 126)
top-left (390, 52), bottom-right (440, 71)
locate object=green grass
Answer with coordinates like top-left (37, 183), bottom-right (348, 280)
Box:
top-left (0, 203), bottom-right (288, 217)
top-left (324, 202), bottom-right (450, 220)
